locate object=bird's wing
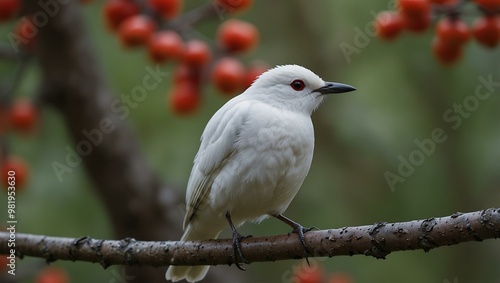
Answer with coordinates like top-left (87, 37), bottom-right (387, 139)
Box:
top-left (183, 98), bottom-right (251, 229)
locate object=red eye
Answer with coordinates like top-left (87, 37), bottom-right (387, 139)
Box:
top-left (290, 79), bottom-right (305, 91)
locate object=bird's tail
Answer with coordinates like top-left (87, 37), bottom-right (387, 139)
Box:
top-left (165, 224), bottom-right (221, 282)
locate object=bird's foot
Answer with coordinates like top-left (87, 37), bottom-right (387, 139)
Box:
top-left (290, 224), bottom-right (317, 266)
top-left (274, 214), bottom-right (316, 266)
top-left (230, 230), bottom-right (250, 271)
top-left (226, 211), bottom-right (250, 271)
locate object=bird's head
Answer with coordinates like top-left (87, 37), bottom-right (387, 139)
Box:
top-left (245, 65), bottom-right (356, 115)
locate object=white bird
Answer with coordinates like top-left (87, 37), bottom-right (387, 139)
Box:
top-left (166, 65), bottom-right (355, 282)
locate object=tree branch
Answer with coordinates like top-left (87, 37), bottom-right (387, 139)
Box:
top-left (2, 208), bottom-right (499, 268)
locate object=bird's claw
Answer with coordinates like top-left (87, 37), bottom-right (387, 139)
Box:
top-left (273, 214), bottom-right (316, 265)
top-left (231, 230), bottom-right (250, 270)
top-left (226, 211), bottom-right (250, 271)
top-left (291, 224), bottom-right (314, 266)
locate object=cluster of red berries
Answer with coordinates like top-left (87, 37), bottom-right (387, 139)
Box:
top-left (0, 99), bottom-right (36, 192)
top-left (0, 0), bottom-right (97, 191)
top-left (375, 0), bottom-right (500, 65)
top-left (104, 0), bottom-right (267, 115)
top-left (0, 0), bottom-right (42, 193)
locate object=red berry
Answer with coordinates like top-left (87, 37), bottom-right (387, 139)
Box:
top-left (402, 12), bottom-right (431, 32)
top-left (169, 83), bottom-right (200, 115)
top-left (14, 17), bottom-right (37, 51)
top-left (474, 0), bottom-right (500, 11)
top-left (182, 40), bottom-right (211, 68)
top-left (118, 15), bottom-right (156, 48)
top-left (0, 0), bottom-right (21, 22)
top-left (214, 0), bottom-right (253, 13)
top-left (217, 19), bottom-right (259, 53)
top-left (1, 156), bottom-right (29, 191)
top-left (472, 16), bottom-right (500, 48)
top-left (243, 62), bottom-right (269, 89)
top-left (148, 31), bottom-right (184, 63)
top-left (293, 265), bottom-right (323, 283)
top-left (148, 0), bottom-right (182, 19)
top-left (211, 57), bottom-right (245, 95)
top-left (436, 17), bottom-right (470, 47)
top-left (398, 0), bottom-right (431, 18)
top-left (375, 11), bottom-right (403, 40)
top-left (173, 64), bottom-right (201, 85)
top-left (35, 267), bottom-right (69, 283)
top-left (10, 99), bottom-right (38, 133)
top-left (398, 0), bottom-right (431, 32)
top-left (103, 0), bottom-right (140, 31)
top-left (432, 37), bottom-right (463, 65)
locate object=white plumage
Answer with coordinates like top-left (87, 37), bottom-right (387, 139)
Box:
top-left (166, 65), bottom-right (355, 282)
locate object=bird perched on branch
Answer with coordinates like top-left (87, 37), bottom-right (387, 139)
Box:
top-left (166, 65), bottom-right (356, 282)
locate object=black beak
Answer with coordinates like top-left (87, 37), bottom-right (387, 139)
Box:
top-left (314, 82), bottom-right (356, 95)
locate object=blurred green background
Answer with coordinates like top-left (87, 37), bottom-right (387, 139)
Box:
top-left (1, 0), bottom-right (500, 282)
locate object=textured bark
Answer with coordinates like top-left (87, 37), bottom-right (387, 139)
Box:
top-left (1, 208), bottom-right (499, 267)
